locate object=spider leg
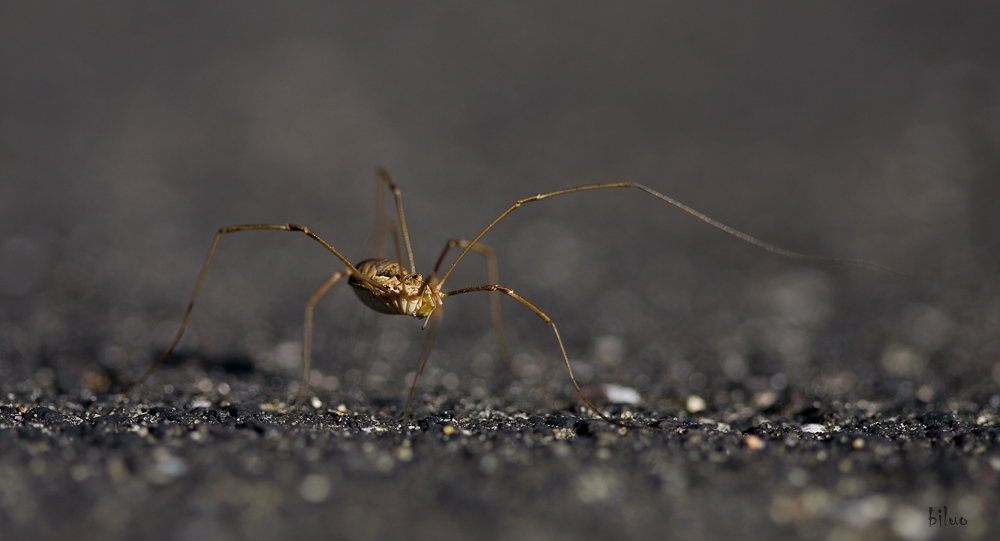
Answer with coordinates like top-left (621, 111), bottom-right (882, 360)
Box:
top-left (376, 168), bottom-right (416, 275)
top-left (430, 238), bottom-right (510, 370)
top-left (443, 284), bottom-right (618, 425)
top-left (119, 223), bottom-right (372, 396)
top-left (438, 182), bottom-right (902, 290)
top-left (298, 268), bottom-right (351, 405)
top-left (369, 171), bottom-right (405, 268)
top-left (403, 308), bottom-right (443, 417)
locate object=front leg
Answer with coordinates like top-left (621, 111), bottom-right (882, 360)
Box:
top-left (443, 284), bottom-right (617, 425)
top-left (298, 268), bottom-right (351, 405)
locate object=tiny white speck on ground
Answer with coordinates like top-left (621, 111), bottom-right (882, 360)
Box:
top-left (258, 402), bottom-right (287, 413)
top-left (553, 428), bottom-right (575, 440)
top-left (299, 474), bottom-right (332, 503)
top-left (892, 506), bottom-right (932, 541)
top-left (743, 435), bottom-right (766, 450)
top-left (145, 450), bottom-right (187, 485)
top-left (395, 446), bottom-right (413, 462)
top-left (686, 395), bottom-right (706, 413)
top-left (575, 470), bottom-right (622, 504)
top-left (105, 459), bottom-right (128, 482)
top-left (801, 424), bottom-right (826, 434)
top-left (753, 391), bottom-right (777, 409)
top-left (374, 454), bottom-right (394, 473)
top-left (196, 378), bottom-right (213, 393)
top-left (603, 384), bottom-right (641, 405)
top-left (479, 454), bottom-right (499, 475)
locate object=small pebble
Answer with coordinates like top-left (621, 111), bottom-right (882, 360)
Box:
top-left (258, 402), bottom-right (287, 413)
top-left (753, 391), bottom-right (778, 409)
top-left (686, 395), bottom-right (707, 413)
top-left (743, 434), bottom-right (766, 450)
top-left (299, 474), bottom-right (332, 503)
top-left (395, 446), bottom-right (413, 462)
top-left (604, 384), bottom-right (641, 405)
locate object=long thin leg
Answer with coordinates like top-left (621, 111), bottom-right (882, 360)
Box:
top-left (299, 268), bottom-right (351, 404)
top-left (370, 173), bottom-right (404, 265)
top-left (437, 183), bottom-right (903, 289)
top-left (376, 168), bottom-right (416, 275)
top-left (360, 175), bottom-right (403, 366)
top-left (373, 170), bottom-right (386, 258)
top-left (118, 223), bottom-right (376, 395)
top-left (385, 219), bottom-right (403, 268)
top-left (431, 238), bottom-right (509, 366)
top-left (403, 308), bottom-right (443, 417)
top-left (443, 284), bottom-right (618, 425)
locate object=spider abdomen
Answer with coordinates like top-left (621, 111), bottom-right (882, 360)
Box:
top-left (349, 258), bottom-right (442, 318)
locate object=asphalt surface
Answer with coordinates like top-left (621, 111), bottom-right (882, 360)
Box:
top-left (3, 3), bottom-right (1000, 541)
top-left (1, 373), bottom-right (999, 541)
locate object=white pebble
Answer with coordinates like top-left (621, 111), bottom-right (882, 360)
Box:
top-left (685, 395), bottom-right (706, 413)
top-left (604, 384), bottom-right (641, 405)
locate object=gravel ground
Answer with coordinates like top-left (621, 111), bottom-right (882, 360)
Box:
top-left (1, 376), bottom-right (999, 541)
top-left (3, 3), bottom-right (1000, 541)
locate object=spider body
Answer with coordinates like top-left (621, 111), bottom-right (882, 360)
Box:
top-left (348, 258), bottom-right (441, 319)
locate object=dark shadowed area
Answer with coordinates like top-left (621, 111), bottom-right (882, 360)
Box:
top-left (2, 3), bottom-right (1000, 540)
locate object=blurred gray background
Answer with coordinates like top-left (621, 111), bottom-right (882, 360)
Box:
top-left (2, 2), bottom-right (1000, 404)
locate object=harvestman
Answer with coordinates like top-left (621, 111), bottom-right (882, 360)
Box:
top-left (120, 169), bottom-right (897, 422)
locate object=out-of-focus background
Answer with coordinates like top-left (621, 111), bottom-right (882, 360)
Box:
top-left (2, 2), bottom-right (1000, 405)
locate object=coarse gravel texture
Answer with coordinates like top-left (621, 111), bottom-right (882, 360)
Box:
top-left (4, 3), bottom-right (1000, 541)
top-left (2, 370), bottom-right (999, 541)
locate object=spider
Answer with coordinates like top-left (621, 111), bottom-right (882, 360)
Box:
top-left (120, 169), bottom-right (897, 422)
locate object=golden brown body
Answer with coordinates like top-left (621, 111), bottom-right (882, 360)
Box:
top-left (349, 259), bottom-right (442, 318)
